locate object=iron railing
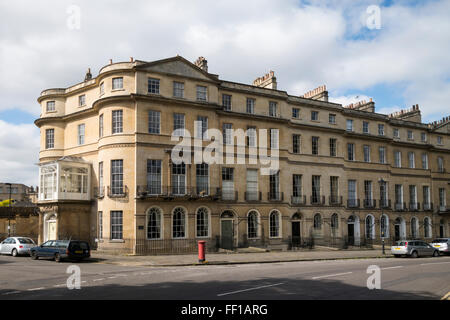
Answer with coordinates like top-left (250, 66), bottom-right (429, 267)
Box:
top-left (363, 199), bottom-right (376, 209)
top-left (93, 186), bottom-right (105, 199)
top-left (409, 202), bottom-right (420, 211)
top-left (291, 195), bottom-right (306, 205)
top-left (107, 185), bottom-right (128, 198)
top-left (310, 195), bottom-right (325, 205)
top-left (268, 192), bottom-right (284, 202)
top-left (136, 186), bottom-right (221, 200)
top-left (245, 191), bottom-right (262, 202)
top-left (347, 199), bottom-right (360, 208)
top-left (380, 199), bottom-right (391, 209)
top-left (218, 189), bottom-right (238, 202)
top-left (329, 196), bottom-right (343, 206)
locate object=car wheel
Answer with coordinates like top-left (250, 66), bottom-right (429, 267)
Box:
top-left (11, 249), bottom-right (18, 257)
top-left (54, 253), bottom-right (62, 263)
top-left (433, 250), bottom-right (439, 257)
top-left (31, 251), bottom-right (38, 260)
top-left (411, 251), bottom-right (419, 258)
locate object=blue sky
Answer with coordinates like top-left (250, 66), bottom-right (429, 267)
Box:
top-left (0, 0), bottom-right (449, 185)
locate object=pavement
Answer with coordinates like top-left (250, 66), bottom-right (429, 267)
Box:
top-left (91, 248), bottom-right (394, 267)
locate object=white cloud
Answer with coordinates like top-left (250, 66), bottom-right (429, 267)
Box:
top-left (0, 120), bottom-right (40, 186)
top-left (330, 94), bottom-right (372, 108)
top-left (0, 0), bottom-right (449, 184)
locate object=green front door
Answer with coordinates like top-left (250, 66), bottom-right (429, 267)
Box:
top-left (221, 220), bottom-right (234, 250)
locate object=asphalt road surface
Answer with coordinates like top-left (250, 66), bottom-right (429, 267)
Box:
top-left (0, 254), bottom-right (449, 300)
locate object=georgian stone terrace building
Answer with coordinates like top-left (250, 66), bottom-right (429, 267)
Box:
top-left (35, 55), bottom-right (450, 253)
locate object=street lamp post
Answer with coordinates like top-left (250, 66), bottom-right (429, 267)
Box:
top-left (5, 183), bottom-right (12, 237)
top-left (378, 178), bottom-right (386, 255)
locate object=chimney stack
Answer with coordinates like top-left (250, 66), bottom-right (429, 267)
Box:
top-left (84, 68), bottom-right (92, 81)
top-left (253, 71), bottom-right (277, 90)
top-left (194, 56), bottom-right (208, 72)
top-left (301, 85), bottom-right (328, 102)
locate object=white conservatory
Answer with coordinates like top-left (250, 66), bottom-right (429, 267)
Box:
top-left (38, 157), bottom-right (91, 202)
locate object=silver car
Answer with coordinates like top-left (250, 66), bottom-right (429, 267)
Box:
top-left (430, 238), bottom-right (450, 254)
top-left (391, 240), bottom-right (440, 258)
top-left (0, 237), bottom-right (36, 257)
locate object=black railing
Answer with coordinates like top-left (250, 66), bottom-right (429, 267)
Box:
top-left (93, 186), bottom-right (105, 199)
top-left (363, 199), bottom-right (376, 208)
top-left (347, 199), bottom-right (360, 208)
top-left (380, 199), bottom-right (391, 209)
top-left (219, 189), bottom-right (238, 201)
top-left (268, 192), bottom-right (284, 202)
top-left (395, 202), bottom-right (406, 211)
top-left (291, 195), bottom-right (306, 205)
top-left (423, 202), bottom-right (433, 211)
top-left (409, 202), bottom-right (420, 211)
top-left (310, 195), bottom-right (325, 205)
top-left (245, 191), bottom-right (262, 202)
top-left (289, 236), bottom-right (314, 249)
top-left (135, 238), bottom-right (204, 255)
top-left (136, 186), bottom-right (221, 200)
top-left (107, 185), bottom-right (128, 198)
top-left (329, 195), bottom-right (343, 206)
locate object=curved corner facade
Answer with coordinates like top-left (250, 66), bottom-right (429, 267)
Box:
top-left (35, 56), bottom-right (450, 253)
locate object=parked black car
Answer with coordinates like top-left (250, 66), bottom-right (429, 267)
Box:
top-left (30, 240), bottom-right (90, 262)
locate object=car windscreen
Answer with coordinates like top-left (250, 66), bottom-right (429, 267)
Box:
top-left (432, 239), bottom-right (448, 243)
top-left (396, 241), bottom-right (407, 246)
top-left (69, 242), bottom-right (89, 250)
top-left (17, 238), bottom-right (34, 244)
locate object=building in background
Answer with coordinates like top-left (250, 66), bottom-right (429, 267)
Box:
top-left (0, 183), bottom-right (39, 241)
top-left (34, 55), bottom-right (450, 253)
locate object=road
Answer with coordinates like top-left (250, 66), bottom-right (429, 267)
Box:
top-left (0, 254), bottom-right (449, 300)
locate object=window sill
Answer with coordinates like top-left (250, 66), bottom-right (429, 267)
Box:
top-left (112, 88), bottom-right (125, 92)
top-left (109, 239), bottom-right (125, 243)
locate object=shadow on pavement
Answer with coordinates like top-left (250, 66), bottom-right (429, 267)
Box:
top-left (0, 276), bottom-right (441, 300)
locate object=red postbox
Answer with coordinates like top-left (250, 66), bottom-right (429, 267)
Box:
top-left (198, 240), bottom-right (206, 263)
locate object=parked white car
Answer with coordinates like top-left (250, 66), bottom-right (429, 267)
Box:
top-left (0, 237), bottom-right (36, 257)
top-left (431, 238), bottom-right (450, 254)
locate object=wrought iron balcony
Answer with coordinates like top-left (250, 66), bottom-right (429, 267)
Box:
top-left (245, 191), bottom-right (262, 202)
top-left (291, 195), bottom-right (306, 206)
top-left (268, 192), bottom-right (284, 202)
top-left (310, 195), bottom-right (325, 205)
top-left (409, 202), bottom-right (420, 211)
top-left (395, 202), bottom-right (406, 211)
top-left (379, 199), bottom-right (391, 209)
top-left (347, 199), bottom-right (360, 208)
top-left (329, 195), bottom-right (343, 206)
top-left (423, 202), bottom-right (433, 211)
top-left (136, 186), bottom-right (221, 200)
top-left (107, 185), bottom-right (128, 198)
top-left (218, 189), bottom-right (238, 201)
top-left (93, 186), bottom-right (105, 199)
top-left (363, 199), bottom-right (376, 209)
